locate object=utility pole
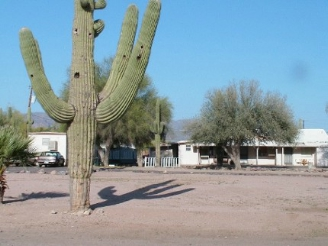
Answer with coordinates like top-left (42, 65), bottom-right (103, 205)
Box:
top-left (26, 86), bottom-right (33, 136)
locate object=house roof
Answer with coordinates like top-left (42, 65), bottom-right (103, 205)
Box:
top-left (28, 132), bottom-right (67, 136)
top-left (166, 121), bottom-right (328, 148)
top-left (294, 129), bottom-right (328, 147)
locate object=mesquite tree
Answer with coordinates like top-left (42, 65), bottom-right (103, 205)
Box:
top-left (187, 80), bottom-right (298, 170)
top-left (19, 0), bottom-right (161, 212)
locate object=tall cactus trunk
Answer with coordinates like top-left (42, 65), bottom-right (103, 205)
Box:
top-left (155, 134), bottom-right (161, 167)
top-left (67, 1), bottom-right (97, 211)
top-left (152, 99), bottom-right (165, 167)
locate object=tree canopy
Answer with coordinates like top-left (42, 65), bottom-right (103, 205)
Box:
top-left (187, 80), bottom-right (298, 170)
top-left (60, 57), bottom-right (173, 164)
top-left (0, 107), bottom-right (27, 136)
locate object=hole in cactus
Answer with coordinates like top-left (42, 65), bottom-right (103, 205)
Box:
top-left (30, 74), bottom-right (34, 78)
top-left (74, 28), bottom-right (78, 34)
top-left (137, 54), bottom-right (142, 59)
top-left (141, 45), bottom-right (144, 49)
top-left (74, 72), bottom-right (80, 78)
top-left (88, 33), bottom-right (92, 38)
top-left (123, 55), bottom-right (126, 58)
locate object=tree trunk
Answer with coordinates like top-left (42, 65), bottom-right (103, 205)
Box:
top-left (231, 145), bottom-right (241, 170)
top-left (0, 187), bottom-right (4, 204)
top-left (103, 146), bottom-right (110, 166)
top-left (223, 144), bottom-right (241, 170)
top-left (67, 2), bottom-right (97, 212)
top-left (216, 145), bottom-right (224, 167)
top-left (137, 150), bottom-right (144, 167)
top-left (97, 147), bottom-right (105, 166)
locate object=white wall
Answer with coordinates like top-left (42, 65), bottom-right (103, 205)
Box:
top-left (28, 132), bottom-right (67, 160)
top-left (178, 143), bottom-right (199, 165)
top-left (316, 147), bottom-right (328, 167)
top-left (292, 148), bottom-right (315, 166)
top-left (178, 143), bottom-right (319, 167)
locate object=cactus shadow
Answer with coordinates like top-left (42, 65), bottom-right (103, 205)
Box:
top-left (3, 192), bottom-right (69, 204)
top-left (91, 179), bottom-right (194, 209)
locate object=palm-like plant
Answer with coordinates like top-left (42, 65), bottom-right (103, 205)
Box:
top-left (0, 164), bottom-right (8, 204)
top-left (0, 126), bottom-right (33, 203)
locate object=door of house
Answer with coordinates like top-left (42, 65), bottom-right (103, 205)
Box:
top-left (284, 147), bottom-right (293, 165)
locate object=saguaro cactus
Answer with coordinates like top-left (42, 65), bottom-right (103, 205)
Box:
top-left (151, 99), bottom-right (165, 167)
top-left (19, 0), bottom-right (161, 212)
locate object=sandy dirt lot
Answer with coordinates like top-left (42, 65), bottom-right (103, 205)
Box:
top-left (1, 168), bottom-right (328, 246)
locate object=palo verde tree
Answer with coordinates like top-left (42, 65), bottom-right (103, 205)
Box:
top-left (96, 79), bottom-right (172, 166)
top-left (19, 0), bottom-right (161, 212)
top-left (187, 80), bottom-right (298, 170)
top-left (60, 58), bottom-right (173, 166)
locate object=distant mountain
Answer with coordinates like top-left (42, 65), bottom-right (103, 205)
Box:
top-left (30, 112), bottom-right (55, 128)
top-left (166, 119), bottom-right (193, 143)
top-left (29, 112), bottom-right (193, 142)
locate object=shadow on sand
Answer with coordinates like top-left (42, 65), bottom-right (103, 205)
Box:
top-left (3, 192), bottom-right (69, 204)
top-left (91, 179), bottom-right (194, 209)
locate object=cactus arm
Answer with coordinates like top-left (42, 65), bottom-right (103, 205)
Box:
top-left (80, 0), bottom-right (106, 10)
top-left (152, 98), bottom-right (165, 167)
top-left (19, 28), bottom-right (75, 123)
top-left (160, 121), bottom-right (165, 133)
top-left (98, 5), bottom-right (138, 100)
top-left (152, 99), bottom-right (166, 134)
top-left (80, 0), bottom-right (90, 8)
top-left (96, 0), bottom-right (161, 124)
top-left (94, 19), bottom-right (105, 37)
top-left (95, 0), bottom-right (106, 9)
top-left (80, 1), bottom-right (106, 37)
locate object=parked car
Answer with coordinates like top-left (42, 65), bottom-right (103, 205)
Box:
top-left (28, 152), bottom-right (42, 166)
top-left (5, 152), bottom-right (41, 166)
top-left (37, 151), bottom-right (65, 167)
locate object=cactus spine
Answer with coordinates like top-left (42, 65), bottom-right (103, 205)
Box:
top-left (151, 99), bottom-right (165, 167)
top-left (19, 0), bottom-right (161, 212)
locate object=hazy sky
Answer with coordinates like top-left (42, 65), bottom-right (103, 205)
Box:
top-left (1, 0), bottom-right (328, 129)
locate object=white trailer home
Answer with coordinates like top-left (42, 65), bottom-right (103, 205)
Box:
top-left (177, 129), bottom-right (328, 167)
top-left (28, 132), bottom-right (67, 160)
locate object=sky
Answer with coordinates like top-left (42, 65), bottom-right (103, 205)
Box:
top-left (1, 0), bottom-right (328, 130)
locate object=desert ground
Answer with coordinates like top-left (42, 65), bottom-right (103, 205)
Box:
top-left (1, 167), bottom-right (328, 246)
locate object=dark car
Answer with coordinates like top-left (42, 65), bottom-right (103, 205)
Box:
top-left (37, 151), bottom-right (65, 167)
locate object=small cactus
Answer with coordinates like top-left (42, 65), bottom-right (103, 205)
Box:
top-left (151, 99), bottom-right (166, 167)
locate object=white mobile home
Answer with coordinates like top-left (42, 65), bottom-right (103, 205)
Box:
top-left (28, 132), bottom-right (67, 160)
top-left (178, 129), bottom-right (328, 167)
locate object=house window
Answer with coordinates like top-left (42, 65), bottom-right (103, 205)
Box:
top-left (186, 145), bottom-right (191, 151)
top-left (258, 147), bottom-right (267, 157)
top-left (259, 147), bottom-right (275, 157)
top-left (240, 147), bottom-right (248, 159)
top-left (200, 147), bottom-right (208, 156)
top-left (301, 148), bottom-right (312, 156)
top-left (42, 138), bottom-right (50, 146)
